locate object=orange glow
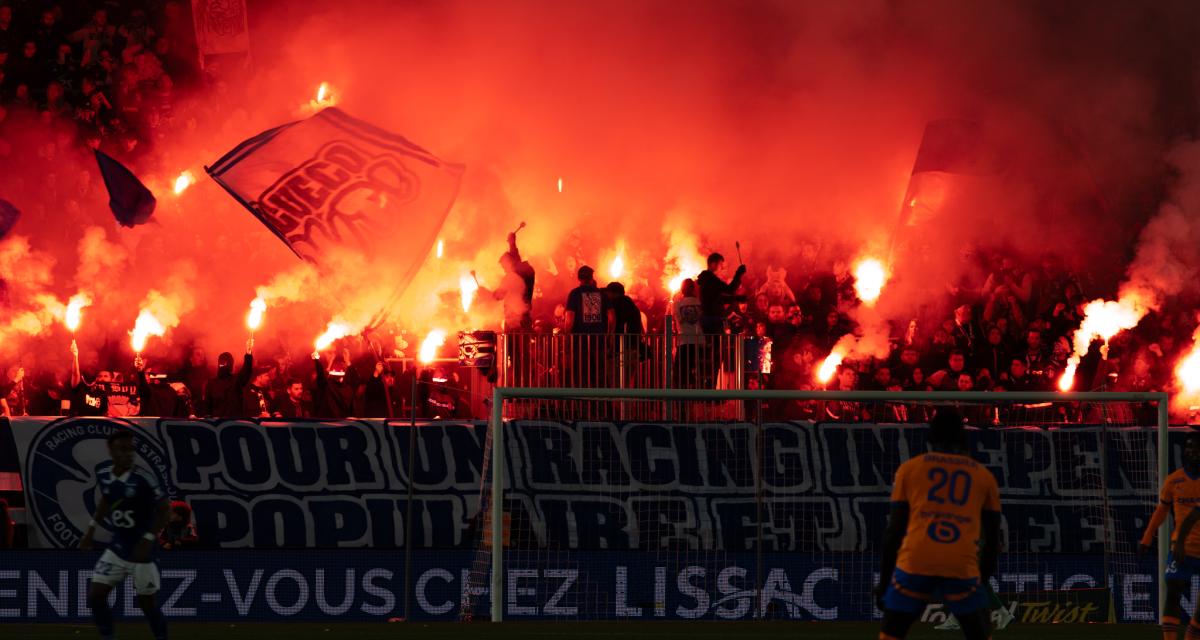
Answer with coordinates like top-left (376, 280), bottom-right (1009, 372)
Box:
top-left (459, 274), bottom-right (478, 312)
top-left (663, 229), bottom-right (705, 294)
top-left (817, 350), bottom-right (844, 384)
top-left (246, 297), bottom-right (267, 331)
top-left (173, 171), bottom-right (195, 195)
top-left (1178, 344), bottom-right (1200, 394)
top-left (1057, 294), bottom-right (1149, 392)
top-left (130, 309), bottom-right (166, 353)
top-left (609, 251), bottom-right (625, 280)
top-left (1058, 359), bottom-right (1078, 392)
top-left (309, 82), bottom-right (338, 110)
top-left (64, 293), bottom-right (92, 332)
top-left (436, 239), bottom-right (444, 259)
top-left (557, 177), bottom-right (563, 193)
top-left (852, 257), bottom-right (888, 305)
top-left (314, 321), bottom-right (350, 351)
top-left (1072, 297), bottom-right (1146, 357)
top-left (419, 329), bottom-right (448, 364)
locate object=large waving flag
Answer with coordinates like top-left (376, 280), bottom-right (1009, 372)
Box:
top-left (94, 149), bottom-right (157, 227)
top-left (207, 108), bottom-right (464, 322)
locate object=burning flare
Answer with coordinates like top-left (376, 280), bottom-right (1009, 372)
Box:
top-left (314, 321), bottom-right (350, 351)
top-left (130, 309), bottom-right (166, 353)
top-left (64, 293), bottom-right (92, 332)
top-left (557, 177), bottom-right (563, 193)
top-left (609, 251), bottom-right (625, 280)
top-left (419, 329), bottom-right (448, 364)
top-left (246, 297), bottom-right (267, 331)
top-left (436, 239), bottom-right (444, 259)
top-left (663, 228), bottom-right (705, 294)
top-left (1178, 337), bottom-right (1200, 395)
top-left (852, 257), bottom-right (888, 306)
top-left (309, 82), bottom-right (338, 110)
top-left (1058, 295), bottom-right (1149, 391)
top-left (173, 171), bottom-right (195, 195)
top-left (460, 274), bottom-right (479, 312)
top-left (817, 349), bottom-right (845, 384)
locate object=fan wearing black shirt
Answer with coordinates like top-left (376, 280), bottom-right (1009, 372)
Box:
top-left (697, 252), bottom-right (746, 334)
top-left (69, 340), bottom-right (108, 416)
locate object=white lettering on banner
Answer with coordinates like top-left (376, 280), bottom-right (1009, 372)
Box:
top-left (1123, 574), bottom-right (1154, 622)
top-left (416, 569), bottom-right (454, 616)
top-left (162, 570), bottom-right (197, 616)
top-left (1061, 573), bottom-right (1095, 590)
top-left (675, 566), bottom-right (708, 619)
top-left (265, 569), bottom-right (309, 616)
top-left (26, 571), bottom-right (68, 617)
top-left (615, 566), bottom-right (640, 617)
top-left (714, 566), bottom-right (751, 619)
top-left (224, 569), bottom-right (263, 615)
top-left (0, 570), bottom-right (20, 617)
top-left (507, 569), bottom-right (538, 616)
top-left (359, 569), bottom-right (394, 616)
top-left (543, 569), bottom-right (578, 616)
top-left (315, 569), bottom-right (354, 615)
top-left (76, 570), bottom-right (90, 615)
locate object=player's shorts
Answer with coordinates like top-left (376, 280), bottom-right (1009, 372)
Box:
top-left (1165, 552), bottom-right (1200, 581)
top-left (883, 568), bottom-right (989, 616)
top-left (90, 549), bottom-right (161, 595)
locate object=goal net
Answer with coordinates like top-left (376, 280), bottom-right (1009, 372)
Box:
top-left (460, 389), bottom-right (1168, 625)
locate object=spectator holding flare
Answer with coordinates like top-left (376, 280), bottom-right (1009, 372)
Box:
top-left (875, 408), bottom-right (1002, 640)
top-left (134, 357), bottom-right (187, 417)
top-left (491, 230), bottom-right (536, 331)
top-left (1141, 431), bottom-right (1200, 640)
top-left (68, 340), bottom-right (108, 416)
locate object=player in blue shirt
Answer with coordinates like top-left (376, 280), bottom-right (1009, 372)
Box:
top-left (79, 429), bottom-right (171, 640)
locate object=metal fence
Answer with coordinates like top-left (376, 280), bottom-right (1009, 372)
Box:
top-left (496, 331), bottom-right (752, 420)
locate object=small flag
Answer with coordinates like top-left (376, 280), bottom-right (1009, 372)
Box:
top-left (93, 149), bottom-right (157, 227)
top-left (0, 199), bottom-right (20, 239)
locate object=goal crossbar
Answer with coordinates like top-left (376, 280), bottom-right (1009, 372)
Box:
top-left (487, 388), bottom-right (1170, 622)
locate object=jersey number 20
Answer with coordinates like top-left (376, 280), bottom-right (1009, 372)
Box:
top-left (927, 467), bottom-right (972, 506)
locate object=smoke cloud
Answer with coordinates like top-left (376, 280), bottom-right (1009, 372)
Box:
top-left (2, 0), bottom-right (1199, 368)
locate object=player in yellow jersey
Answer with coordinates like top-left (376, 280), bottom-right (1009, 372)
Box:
top-left (1140, 431), bottom-right (1200, 640)
top-left (874, 408), bottom-right (1002, 640)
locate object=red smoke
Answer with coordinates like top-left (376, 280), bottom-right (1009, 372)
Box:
top-left (2, 0), bottom-right (1198, 376)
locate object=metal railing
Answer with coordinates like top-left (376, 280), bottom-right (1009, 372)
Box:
top-left (496, 327), bottom-right (751, 420)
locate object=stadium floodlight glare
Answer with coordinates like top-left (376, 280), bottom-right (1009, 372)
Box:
top-left (472, 388), bottom-right (1168, 623)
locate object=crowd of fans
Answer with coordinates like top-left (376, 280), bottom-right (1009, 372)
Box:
top-left (0, 4), bottom-right (1192, 424)
top-left (0, 2), bottom-right (198, 158)
top-left (0, 239), bottom-right (1189, 423)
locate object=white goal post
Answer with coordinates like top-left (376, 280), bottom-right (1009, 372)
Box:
top-left (486, 388), bottom-right (1170, 623)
